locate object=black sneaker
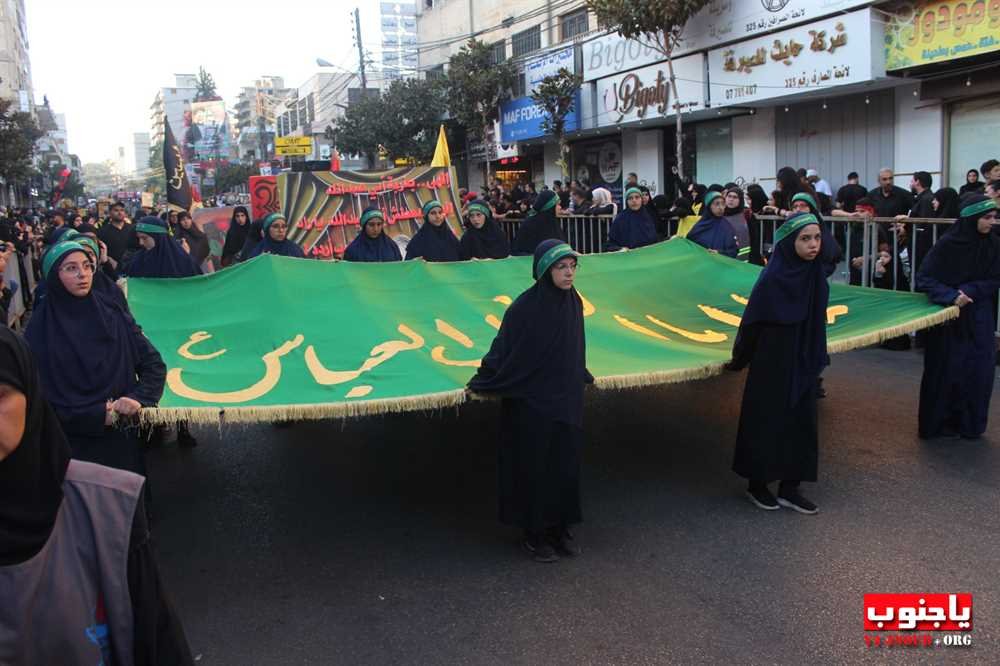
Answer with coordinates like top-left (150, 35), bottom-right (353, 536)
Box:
top-left (549, 528), bottom-right (580, 557)
top-left (522, 537), bottom-right (559, 563)
top-left (777, 491), bottom-right (818, 515)
top-left (746, 487), bottom-right (780, 511)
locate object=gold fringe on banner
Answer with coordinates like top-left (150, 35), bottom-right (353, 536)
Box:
top-left (138, 306), bottom-right (959, 425)
top-left (825, 306), bottom-right (959, 354)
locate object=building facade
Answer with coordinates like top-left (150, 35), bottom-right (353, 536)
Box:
top-left (275, 72), bottom-right (354, 161)
top-left (149, 74), bottom-right (198, 148)
top-left (418, 0), bottom-right (1000, 198)
top-left (234, 76), bottom-right (292, 162)
top-left (0, 0), bottom-right (32, 106)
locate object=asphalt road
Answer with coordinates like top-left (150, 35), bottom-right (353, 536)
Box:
top-left (148, 347), bottom-right (999, 665)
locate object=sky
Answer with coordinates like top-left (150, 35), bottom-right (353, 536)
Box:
top-left (26, 0), bottom-right (386, 164)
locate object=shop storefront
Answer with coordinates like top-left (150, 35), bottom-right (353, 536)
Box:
top-left (882, 0), bottom-right (1000, 188)
top-left (569, 137), bottom-right (624, 202)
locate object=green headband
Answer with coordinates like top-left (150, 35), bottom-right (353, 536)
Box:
top-left (262, 212), bottom-right (286, 231)
top-left (360, 209), bottom-right (385, 227)
top-left (625, 187), bottom-right (643, 200)
top-left (466, 202), bottom-right (491, 219)
top-left (422, 200), bottom-right (443, 217)
top-left (534, 193), bottom-right (558, 214)
top-left (792, 192), bottom-right (819, 211)
top-left (42, 240), bottom-right (88, 278)
top-left (961, 198), bottom-right (997, 219)
top-left (703, 191), bottom-right (722, 207)
top-left (74, 234), bottom-right (100, 258)
top-left (534, 242), bottom-right (579, 280)
top-left (774, 213), bottom-right (820, 245)
top-left (135, 221), bottom-right (167, 235)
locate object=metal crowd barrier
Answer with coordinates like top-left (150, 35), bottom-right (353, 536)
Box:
top-left (498, 215), bottom-right (614, 255)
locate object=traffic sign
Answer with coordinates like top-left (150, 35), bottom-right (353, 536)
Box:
top-left (275, 145), bottom-right (312, 156)
top-left (275, 136), bottom-right (313, 149)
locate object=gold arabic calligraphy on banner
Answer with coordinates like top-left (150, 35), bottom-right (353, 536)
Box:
top-left (163, 291), bottom-right (850, 405)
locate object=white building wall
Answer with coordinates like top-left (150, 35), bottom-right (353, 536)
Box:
top-left (416, 0), bottom-right (591, 69)
top-left (621, 128), bottom-right (664, 195)
top-left (543, 142), bottom-right (562, 188)
top-left (893, 82), bottom-right (944, 182)
top-left (732, 107), bottom-right (777, 188)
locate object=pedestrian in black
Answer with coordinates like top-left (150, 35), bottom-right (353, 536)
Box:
top-left (728, 213), bottom-right (828, 514)
top-left (469, 239), bottom-right (592, 562)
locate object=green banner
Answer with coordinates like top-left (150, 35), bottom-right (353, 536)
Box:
top-left (125, 240), bottom-right (956, 424)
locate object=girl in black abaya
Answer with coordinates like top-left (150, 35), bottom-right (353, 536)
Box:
top-left (176, 211), bottom-right (209, 269)
top-left (405, 200), bottom-right (461, 262)
top-left (220, 205), bottom-right (251, 267)
top-left (916, 195), bottom-right (1000, 439)
top-left (727, 213), bottom-right (828, 514)
top-left (459, 201), bottom-right (510, 260)
top-left (469, 239), bottom-right (593, 562)
top-left (511, 190), bottom-right (565, 256)
top-left (25, 241), bottom-right (166, 475)
top-left (0, 327), bottom-right (193, 663)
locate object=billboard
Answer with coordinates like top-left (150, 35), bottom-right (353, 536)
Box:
top-left (883, 0), bottom-right (1000, 70)
top-left (183, 101), bottom-right (232, 163)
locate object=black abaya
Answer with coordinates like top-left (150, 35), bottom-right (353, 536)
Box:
top-left (730, 324), bottom-right (819, 482)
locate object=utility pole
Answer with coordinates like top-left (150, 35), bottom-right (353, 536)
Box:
top-left (354, 8), bottom-right (367, 92)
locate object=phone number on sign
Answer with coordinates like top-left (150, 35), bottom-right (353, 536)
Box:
top-left (865, 634), bottom-right (973, 648)
top-left (724, 85), bottom-right (757, 100)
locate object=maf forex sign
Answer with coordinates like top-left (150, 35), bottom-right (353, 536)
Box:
top-left (275, 136), bottom-right (314, 156)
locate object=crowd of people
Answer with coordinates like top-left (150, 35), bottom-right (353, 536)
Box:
top-left (1, 155), bottom-right (998, 657)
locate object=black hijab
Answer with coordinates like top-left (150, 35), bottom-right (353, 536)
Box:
top-left (124, 216), bottom-right (201, 278)
top-left (405, 200), bottom-right (462, 262)
top-left (25, 243), bottom-right (143, 421)
top-left (734, 212), bottom-right (830, 407)
top-left (723, 188), bottom-right (745, 216)
top-left (918, 195), bottom-right (1000, 287)
top-left (177, 213), bottom-right (209, 266)
top-left (0, 327), bottom-right (71, 566)
top-left (933, 187), bottom-right (960, 219)
top-left (511, 189), bottom-right (565, 256)
top-left (239, 218), bottom-right (265, 261)
top-left (343, 208), bottom-right (403, 262)
top-left (460, 200), bottom-right (510, 260)
top-left (468, 238), bottom-right (591, 426)
top-left (609, 187), bottom-right (657, 249)
top-left (746, 184), bottom-right (769, 214)
top-left (221, 205), bottom-right (251, 261)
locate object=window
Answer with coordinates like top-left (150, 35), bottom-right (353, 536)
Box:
top-left (560, 9), bottom-right (589, 41)
top-left (489, 40), bottom-right (506, 65)
top-left (426, 64), bottom-right (446, 81)
top-left (512, 25), bottom-right (541, 58)
top-left (512, 72), bottom-right (525, 98)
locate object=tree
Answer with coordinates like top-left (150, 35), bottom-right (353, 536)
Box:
top-left (380, 78), bottom-right (450, 164)
top-left (530, 68), bottom-right (582, 181)
top-left (214, 162), bottom-right (257, 193)
top-left (326, 94), bottom-right (389, 169)
top-left (144, 139), bottom-right (165, 192)
top-left (194, 66), bottom-right (220, 102)
top-left (587, 0), bottom-right (711, 180)
top-left (0, 98), bottom-right (43, 187)
top-left (446, 39), bottom-right (517, 185)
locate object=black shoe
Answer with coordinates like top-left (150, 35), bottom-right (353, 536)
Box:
top-left (549, 528), bottom-right (580, 557)
top-left (176, 428), bottom-right (198, 448)
top-left (746, 487), bottom-right (780, 511)
top-left (522, 537), bottom-right (559, 563)
top-left (777, 491), bottom-right (818, 515)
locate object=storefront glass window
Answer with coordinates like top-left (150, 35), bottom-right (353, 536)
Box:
top-left (695, 120), bottom-right (733, 187)
top-left (948, 97), bottom-right (1000, 189)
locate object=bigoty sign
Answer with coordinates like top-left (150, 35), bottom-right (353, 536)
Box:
top-left (594, 54), bottom-right (704, 127)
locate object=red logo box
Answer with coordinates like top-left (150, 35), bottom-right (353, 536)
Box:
top-left (864, 594), bottom-right (972, 631)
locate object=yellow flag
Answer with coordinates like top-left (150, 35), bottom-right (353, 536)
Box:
top-left (430, 124), bottom-right (450, 167)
